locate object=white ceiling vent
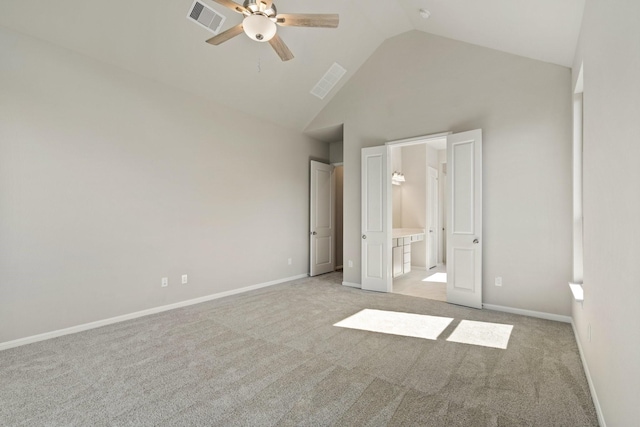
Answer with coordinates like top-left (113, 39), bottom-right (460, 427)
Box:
top-left (187, 0), bottom-right (226, 35)
top-left (311, 62), bottom-right (346, 100)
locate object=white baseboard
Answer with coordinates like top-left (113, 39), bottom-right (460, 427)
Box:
top-left (0, 273), bottom-right (308, 352)
top-left (411, 266), bottom-right (427, 271)
top-left (342, 281), bottom-right (361, 288)
top-left (482, 303), bottom-right (572, 324)
top-left (571, 320), bottom-right (607, 427)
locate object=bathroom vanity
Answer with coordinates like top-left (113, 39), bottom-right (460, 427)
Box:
top-left (392, 228), bottom-right (425, 278)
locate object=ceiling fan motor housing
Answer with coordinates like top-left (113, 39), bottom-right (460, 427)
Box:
top-left (243, 0), bottom-right (277, 18)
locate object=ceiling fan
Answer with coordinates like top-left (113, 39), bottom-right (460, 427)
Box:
top-left (206, 0), bottom-right (339, 61)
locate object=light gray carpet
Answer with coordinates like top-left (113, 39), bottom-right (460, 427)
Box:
top-left (0, 273), bottom-right (598, 426)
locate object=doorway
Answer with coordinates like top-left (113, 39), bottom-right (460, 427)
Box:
top-left (388, 137), bottom-right (447, 302)
top-left (360, 130), bottom-right (483, 309)
top-left (309, 140), bottom-right (344, 277)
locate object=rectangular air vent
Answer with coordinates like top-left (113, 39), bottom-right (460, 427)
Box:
top-left (187, 0), bottom-right (226, 35)
top-left (311, 62), bottom-right (346, 100)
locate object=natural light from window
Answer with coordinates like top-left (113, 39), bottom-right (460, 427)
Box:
top-left (334, 309), bottom-right (453, 340)
top-left (422, 272), bottom-right (447, 283)
top-left (334, 310), bottom-right (513, 349)
top-left (446, 320), bottom-right (513, 349)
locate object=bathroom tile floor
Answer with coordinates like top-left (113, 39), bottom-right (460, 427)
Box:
top-left (392, 265), bottom-right (447, 301)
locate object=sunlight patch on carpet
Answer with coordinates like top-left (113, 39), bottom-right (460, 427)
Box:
top-left (334, 309), bottom-right (453, 340)
top-left (422, 272), bottom-right (447, 283)
top-left (446, 320), bottom-right (513, 349)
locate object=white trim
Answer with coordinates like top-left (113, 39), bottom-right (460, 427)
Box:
top-left (483, 304), bottom-right (571, 323)
top-left (342, 281), bottom-right (361, 288)
top-left (571, 320), bottom-right (607, 427)
top-left (385, 132), bottom-right (452, 147)
top-left (331, 162), bottom-right (344, 166)
top-left (574, 62), bottom-right (584, 94)
top-left (411, 266), bottom-right (427, 271)
top-left (0, 274), bottom-right (308, 352)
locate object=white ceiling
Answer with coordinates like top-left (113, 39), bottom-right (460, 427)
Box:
top-left (0, 0), bottom-right (585, 132)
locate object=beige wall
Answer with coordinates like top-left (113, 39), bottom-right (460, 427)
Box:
top-left (308, 30), bottom-right (573, 316)
top-left (438, 149), bottom-right (447, 264)
top-left (391, 146), bottom-right (403, 229)
top-left (329, 141), bottom-right (344, 164)
top-left (571, 0), bottom-right (640, 424)
top-left (400, 144), bottom-right (427, 267)
top-left (0, 27), bottom-right (328, 343)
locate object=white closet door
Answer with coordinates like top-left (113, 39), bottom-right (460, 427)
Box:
top-left (310, 161), bottom-right (335, 276)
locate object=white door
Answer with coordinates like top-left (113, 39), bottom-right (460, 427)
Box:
top-left (446, 129), bottom-right (482, 309)
top-left (361, 146), bottom-right (392, 292)
top-left (427, 166), bottom-right (439, 269)
top-left (310, 161), bottom-right (335, 276)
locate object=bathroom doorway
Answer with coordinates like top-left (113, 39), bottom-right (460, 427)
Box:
top-left (389, 135), bottom-right (448, 302)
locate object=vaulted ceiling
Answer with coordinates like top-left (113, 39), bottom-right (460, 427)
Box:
top-left (0, 0), bottom-right (585, 131)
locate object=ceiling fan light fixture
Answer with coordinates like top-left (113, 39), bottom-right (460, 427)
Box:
top-left (243, 14), bottom-right (277, 42)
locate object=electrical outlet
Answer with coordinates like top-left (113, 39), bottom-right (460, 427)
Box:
top-left (348, 260), bottom-right (353, 268)
top-left (288, 258), bottom-right (292, 265)
top-left (495, 276), bottom-right (502, 287)
top-left (161, 277), bottom-right (168, 287)
top-left (181, 274), bottom-right (188, 284)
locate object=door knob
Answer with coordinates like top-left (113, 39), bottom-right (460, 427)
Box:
top-left (311, 231), bottom-right (317, 235)
top-left (362, 235), bottom-right (367, 239)
top-left (473, 238), bottom-right (479, 244)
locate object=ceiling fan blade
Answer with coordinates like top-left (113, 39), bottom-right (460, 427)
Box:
top-left (210, 0), bottom-right (247, 14)
top-left (206, 23), bottom-right (244, 45)
top-left (268, 34), bottom-right (294, 61)
top-left (276, 14), bottom-right (339, 28)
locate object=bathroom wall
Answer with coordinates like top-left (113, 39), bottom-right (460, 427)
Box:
top-left (438, 150), bottom-right (447, 263)
top-left (401, 144), bottom-right (427, 267)
top-left (391, 146), bottom-right (403, 228)
top-left (398, 143), bottom-right (441, 269)
top-left (425, 144), bottom-right (440, 267)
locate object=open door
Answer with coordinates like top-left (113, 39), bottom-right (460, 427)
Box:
top-left (361, 146), bottom-right (392, 292)
top-left (446, 129), bottom-right (483, 308)
top-left (310, 161), bottom-right (335, 276)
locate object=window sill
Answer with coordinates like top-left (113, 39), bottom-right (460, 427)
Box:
top-left (569, 283), bottom-right (584, 302)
